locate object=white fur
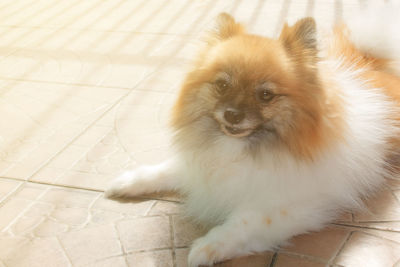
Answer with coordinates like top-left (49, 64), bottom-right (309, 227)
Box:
top-left (105, 6), bottom-right (400, 267)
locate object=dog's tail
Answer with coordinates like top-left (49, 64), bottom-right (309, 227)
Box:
top-left (347, 2), bottom-right (400, 63)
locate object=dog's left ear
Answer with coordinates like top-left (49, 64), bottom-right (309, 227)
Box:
top-left (205, 13), bottom-right (244, 46)
top-left (215, 13), bottom-right (244, 39)
top-left (279, 17), bottom-right (317, 59)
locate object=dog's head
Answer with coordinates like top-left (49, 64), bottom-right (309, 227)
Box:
top-left (172, 14), bottom-right (332, 159)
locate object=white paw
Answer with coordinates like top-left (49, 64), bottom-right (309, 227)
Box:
top-left (104, 168), bottom-right (154, 198)
top-left (188, 237), bottom-right (228, 267)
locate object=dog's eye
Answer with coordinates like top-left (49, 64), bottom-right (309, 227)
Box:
top-left (256, 88), bottom-right (275, 103)
top-left (215, 79), bottom-right (229, 95)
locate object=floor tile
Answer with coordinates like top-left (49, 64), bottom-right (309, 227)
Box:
top-left (334, 231), bottom-right (400, 267)
top-left (354, 189), bottom-right (400, 222)
top-left (282, 226), bottom-right (351, 262)
top-left (59, 224), bottom-right (122, 267)
top-left (126, 249), bottom-right (173, 267)
top-left (84, 256), bottom-right (128, 267)
top-left (0, 236), bottom-right (71, 267)
top-left (274, 254), bottom-right (325, 267)
top-left (171, 215), bottom-right (207, 248)
top-left (0, 80), bottom-right (127, 180)
top-left (0, 178), bottom-right (22, 202)
top-left (117, 216), bottom-right (171, 252)
top-left (215, 252), bottom-right (274, 267)
top-left (175, 248), bottom-right (274, 267)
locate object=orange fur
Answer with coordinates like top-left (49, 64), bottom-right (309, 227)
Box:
top-left (264, 217), bottom-right (272, 225)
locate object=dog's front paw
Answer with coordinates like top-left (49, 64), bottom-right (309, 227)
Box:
top-left (104, 168), bottom-right (153, 199)
top-left (188, 237), bottom-right (228, 267)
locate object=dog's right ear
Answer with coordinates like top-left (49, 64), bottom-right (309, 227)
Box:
top-left (206, 13), bottom-right (244, 45)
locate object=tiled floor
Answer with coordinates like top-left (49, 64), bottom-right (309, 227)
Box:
top-left (0, 0), bottom-right (400, 266)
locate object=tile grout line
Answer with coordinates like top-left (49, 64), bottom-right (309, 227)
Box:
top-left (269, 252), bottom-right (278, 267)
top-left (1, 186), bottom-right (50, 233)
top-left (143, 200), bottom-right (157, 216)
top-left (0, 180), bottom-right (25, 205)
top-left (112, 222), bottom-right (130, 267)
top-left (0, 181), bottom-right (26, 208)
top-left (0, 176), bottom-right (182, 203)
top-left (331, 222), bottom-right (400, 232)
top-left (55, 236), bottom-right (75, 267)
top-left (327, 231), bottom-right (354, 265)
top-left (169, 215), bottom-right (177, 267)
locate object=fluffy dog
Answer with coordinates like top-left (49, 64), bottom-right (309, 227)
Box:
top-left (106, 4), bottom-right (400, 266)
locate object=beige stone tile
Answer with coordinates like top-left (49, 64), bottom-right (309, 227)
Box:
top-left (274, 254), bottom-right (325, 267)
top-left (356, 229), bottom-right (400, 244)
top-left (126, 250), bottom-right (173, 267)
top-left (175, 248), bottom-right (190, 267)
top-left (0, 235), bottom-right (29, 259)
top-left (93, 196), bottom-right (154, 216)
top-left (59, 224), bottom-right (122, 266)
top-left (50, 206), bottom-right (89, 227)
top-left (354, 190), bottom-right (400, 222)
top-left (29, 166), bottom-right (66, 184)
top-left (2, 161), bottom-right (44, 180)
top-left (53, 170), bottom-right (114, 191)
top-left (0, 80), bottom-right (126, 180)
top-left (33, 126), bottom-right (131, 189)
top-left (0, 236), bottom-right (71, 267)
top-left (215, 252), bottom-right (274, 267)
top-left (172, 215), bottom-right (207, 248)
top-left (0, 197), bottom-right (31, 231)
top-left (10, 215), bottom-right (43, 236)
top-left (282, 226), bottom-right (351, 261)
top-left (148, 201), bottom-right (182, 216)
top-left (0, 31), bottom-right (187, 88)
top-left (24, 202), bottom-right (55, 218)
top-left (86, 143), bottom-right (120, 162)
top-left (45, 144), bottom-right (89, 169)
top-left (39, 186), bottom-right (99, 208)
top-left (89, 209), bottom-right (124, 226)
top-left (117, 216), bottom-right (171, 252)
top-left (72, 125), bottom-right (112, 147)
top-left (13, 183), bottom-right (46, 200)
top-left (0, 178), bottom-right (21, 201)
top-left (33, 218), bottom-right (69, 237)
top-left (347, 221), bottom-right (400, 232)
top-left (334, 232), bottom-right (400, 267)
top-left (85, 256), bottom-right (128, 267)
top-left (132, 148), bottom-right (173, 166)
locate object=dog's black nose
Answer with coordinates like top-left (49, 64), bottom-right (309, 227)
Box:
top-left (224, 109), bottom-right (245, 124)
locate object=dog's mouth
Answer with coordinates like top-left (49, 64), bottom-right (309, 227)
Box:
top-left (220, 124), bottom-right (254, 137)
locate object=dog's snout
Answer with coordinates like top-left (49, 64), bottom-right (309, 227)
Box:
top-left (224, 109), bottom-right (245, 124)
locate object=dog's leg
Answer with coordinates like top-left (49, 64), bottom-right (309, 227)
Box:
top-left (188, 206), bottom-right (329, 267)
top-left (104, 160), bottom-right (180, 198)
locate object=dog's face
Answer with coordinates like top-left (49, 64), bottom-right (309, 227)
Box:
top-left (173, 14), bottom-right (328, 158)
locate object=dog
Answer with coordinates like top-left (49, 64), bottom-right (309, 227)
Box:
top-left (106, 4), bottom-right (400, 266)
